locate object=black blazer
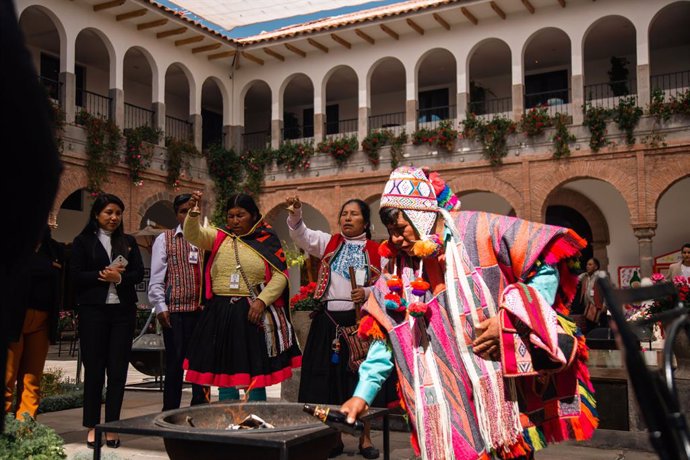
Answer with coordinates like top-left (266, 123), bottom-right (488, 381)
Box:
top-left (70, 232), bottom-right (144, 307)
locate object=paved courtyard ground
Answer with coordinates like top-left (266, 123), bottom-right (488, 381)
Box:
top-left (37, 346), bottom-right (658, 460)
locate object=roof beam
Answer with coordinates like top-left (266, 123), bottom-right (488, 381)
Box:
top-left (330, 33), bottom-right (351, 49)
top-left (137, 19), bottom-right (167, 30)
top-left (93, 0), bottom-right (125, 12)
top-left (208, 50), bottom-right (236, 61)
top-left (157, 27), bottom-right (187, 39)
top-left (490, 1), bottom-right (506, 20)
top-left (354, 29), bottom-right (375, 45)
top-left (285, 43), bottom-right (306, 58)
top-left (521, 0), bottom-right (535, 14)
top-left (175, 36), bottom-right (204, 46)
top-left (263, 48), bottom-right (285, 61)
top-left (116, 9), bottom-right (146, 21)
top-left (192, 43), bottom-right (221, 53)
top-left (242, 51), bottom-right (264, 65)
top-left (557, 0), bottom-right (566, 7)
top-left (406, 18), bottom-right (424, 35)
top-left (308, 38), bottom-right (328, 53)
top-left (460, 7), bottom-right (478, 25)
top-left (380, 24), bottom-right (399, 40)
top-left (432, 13), bottom-right (450, 30)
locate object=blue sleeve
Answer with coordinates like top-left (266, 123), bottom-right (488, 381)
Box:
top-left (525, 262), bottom-right (559, 306)
top-left (353, 340), bottom-right (394, 406)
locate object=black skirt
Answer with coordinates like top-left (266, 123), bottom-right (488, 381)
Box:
top-left (184, 296), bottom-right (301, 388)
top-left (298, 309), bottom-right (397, 407)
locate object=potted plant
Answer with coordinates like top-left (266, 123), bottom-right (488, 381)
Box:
top-left (289, 282), bottom-right (320, 348)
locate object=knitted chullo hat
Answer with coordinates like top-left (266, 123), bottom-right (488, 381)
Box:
top-left (380, 166), bottom-right (439, 238)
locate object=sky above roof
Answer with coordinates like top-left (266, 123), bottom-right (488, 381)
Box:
top-left (154, 0), bottom-right (409, 38)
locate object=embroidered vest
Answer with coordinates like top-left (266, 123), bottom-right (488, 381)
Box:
top-left (313, 234), bottom-right (381, 301)
top-left (164, 230), bottom-right (202, 313)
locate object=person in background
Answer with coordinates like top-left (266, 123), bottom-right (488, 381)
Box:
top-left (577, 257), bottom-right (607, 331)
top-left (182, 191), bottom-right (301, 402)
top-left (5, 226), bottom-right (64, 420)
top-left (148, 194), bottom-right (209, 411)
top-left (286, 196), bottom-right (389, 459)
top-left (668, 243), bottom-right (690, 280)
top-left (71, 194), bottom-right (144, 448)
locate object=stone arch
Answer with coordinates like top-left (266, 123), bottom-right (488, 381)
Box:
top-left (76, 26), bottom-right (116, 69)
top-left (323, 64), bottom-right (358, 95)
top-left (522, 27), bottom-right (572, 63)
top-left (545, 188), bottom-right (610, 267)
top-left (366, 57), bottom-right (405, 90)
top-left (240, 79), bottom-right (271, 128)
top-left (165, 61), bottom-right (197, 114)
top-left (52, 167), bottom-right (89, 218)
top-left (124, 45), bottom-right (159, 101)
top-left (138, 191), bottom-right (177, 222)
top-left (451, 174), bottom-right (523, 217)
top-left (533, 160), bottom-right (637, 223)
top-left (466, 37), bottom-right (511, 72)
top-left (279, 72), bottom-right (314, 101)
top-left (649, 1), bottom-right (690, 32)
top-left (649, 154), bottom-right (690, 223)
top-left (414, 47), bottom-right (456, 77)
top-left (18, 4), bottom-right (67, 61)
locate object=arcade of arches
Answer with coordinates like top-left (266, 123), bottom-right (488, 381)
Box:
top-left (258, 149), bottom-right (690, 282)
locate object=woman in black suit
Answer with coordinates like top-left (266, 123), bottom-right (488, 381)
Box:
top-left (70, 194), bottom-right (144, 448)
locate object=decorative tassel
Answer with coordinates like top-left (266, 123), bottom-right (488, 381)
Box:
top-left (408, 301), bottom-right (428, 318)
top-left (412, 234), bottom-right (442, 258)
top-left (387, 275), bottom-right (403, 292)
top-left (357, 315), bottom-right (386, 341)
top-left (410, 278), bottom-right (431, 296)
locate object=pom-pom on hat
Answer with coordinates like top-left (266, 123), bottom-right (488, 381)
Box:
top-left (380, 166), bottom-right (438, 237)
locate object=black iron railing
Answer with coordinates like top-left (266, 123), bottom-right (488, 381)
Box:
top-left (467, 97), bottom-right (512, 116)
top-left (651, 70), bottom-right (690, 98)
top-left (417, 105), bottom-right (457, 128)
top-left (77, 89), bottom-right (112, 120)
top-left (165, 115), bottom-right (193, 142)
top-left (368, 112), bottom-right (405, 132)
top-left (524, 88), bottom-right (570, 110)
top-left (584, 80), bottom-right (637, 108)
top-left (324, 118), bottom-right (358, 138)
top-left (124, 103), bottom-right (154, 130)
top-left (242, 130), bottom-right (270, 152)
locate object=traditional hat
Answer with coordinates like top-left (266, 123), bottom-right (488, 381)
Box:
top-left (380, 166), bottom-right (439, 238)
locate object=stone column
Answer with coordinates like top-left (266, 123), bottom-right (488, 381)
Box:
top-left (189, 114), bottom-right (202, 152)
top-left (571, 74), bottom-right (584, 125)
top-left (59, 71), bottom-right (76, 124)
top-left (358, 107), bottom-right (369, 144)
top-left (152, 102), bottom-right (166, 146)
top-left (456, 92), bottom-right (468, 122)
top-left (511, 83), bottom-right (524, 122)
top-left (405, 99), bottom-right (417, 134)
top-left (313, 113), bottom-right (324, 143)
top-left (633, 226), bottom-right (656, 278)
top-left (271, 119), bottom-right (283, 149)
top-left (225, 125), bottom-right (243, 152)
top-left (636, 64), bottom-right (650, 109)
top-left (109, 88), bottom-right (124, 127)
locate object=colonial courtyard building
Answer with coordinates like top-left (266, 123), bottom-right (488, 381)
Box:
top-left (17, 0), bottom-right (690, 286)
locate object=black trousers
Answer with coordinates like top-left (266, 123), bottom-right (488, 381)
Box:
top-left (78, 303), bottom-right (135, 428)
top-left (162, 310), bottom-right (208, 410)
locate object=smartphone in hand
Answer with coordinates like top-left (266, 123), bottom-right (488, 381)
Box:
top-left (108, 255), bottom-right (129, 268)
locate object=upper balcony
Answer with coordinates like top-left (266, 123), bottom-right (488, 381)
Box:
top-left (17, 0), bottom-right (690, 185)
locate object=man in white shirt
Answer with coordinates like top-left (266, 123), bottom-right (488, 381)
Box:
top-left (148, 194), bottom-right (208, 410)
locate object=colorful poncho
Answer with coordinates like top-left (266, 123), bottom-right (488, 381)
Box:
top-left (359, 210), bottom-right (597, 460)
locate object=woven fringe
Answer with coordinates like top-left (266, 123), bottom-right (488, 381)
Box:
top-left (497, 435), bottom-right (533, 459)
top-left (523, 426), bottom-right (547, 452)
top-left (542, 230), bottom-right (587, 266)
